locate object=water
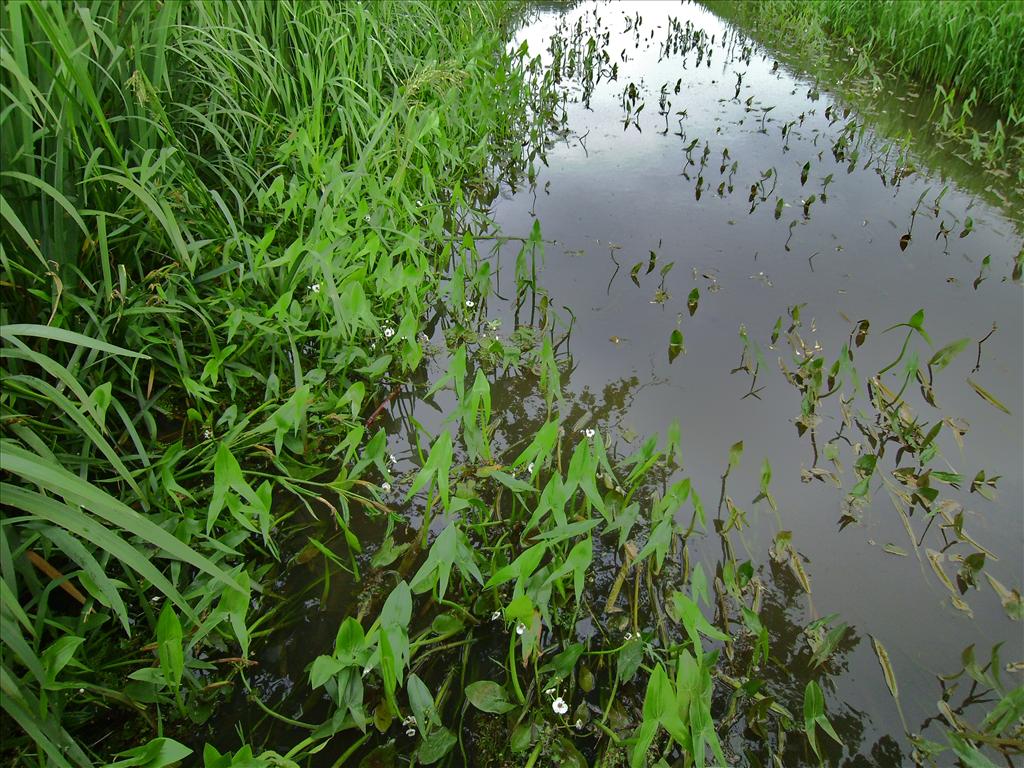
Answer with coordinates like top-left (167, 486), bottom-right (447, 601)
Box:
top-left (209, 2), bottom-right (1022, 765)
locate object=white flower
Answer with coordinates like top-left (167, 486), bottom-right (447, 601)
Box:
top-left (381, 482), bottom-right (391, 493)
top-left (416, 200), bottom-right (423, 206)
top-left (310, 283), bottom-right (321, 294)
top-left (405, 727), bottom-right (417, 737)
top-left (575, 719), bottom-right (583, 729)
top-left (552, 697), bottom-right (569, 715)
top-left (515, 622), bottom-right (527, 636)
top-left (584, 428), bottom-right (596, 439)
top-left (625, 632), bottom-right (633, 640)
top-left (202, 428), bottom-right (213, 440)
top-left (364, 215), bottom-right (371, 222)
top-left (383, 326), bottom-right (395, 339)
top-left (544, 688), bottom-right (556, 696)
top-left (527, 462), bottom-right (535, 473)
top-left (491, 611), bottom-right (502, 621)
top-left (403, 715), bottom-right (416, 726)
top-left (466, 299), bottom-right (475, 308)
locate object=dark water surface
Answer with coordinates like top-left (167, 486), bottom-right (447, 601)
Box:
top-left (214, 2), bottom-right (1022, 765)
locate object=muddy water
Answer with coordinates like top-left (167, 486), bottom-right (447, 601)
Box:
top-left (213, 2), bottom-right (1022, 765)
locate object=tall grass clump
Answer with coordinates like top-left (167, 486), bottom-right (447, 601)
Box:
top-left (712, 0), bottom-right (1024, 120)
top-left (0, 1), bottom-right (556, 763)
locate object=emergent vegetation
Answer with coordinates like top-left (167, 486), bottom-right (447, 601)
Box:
top-left (711, 0), bottom-right (1024, 119)
top-left (1, 0), bottom-right (555, 763)
top-left (707, 0), bottom-right (1024, 177)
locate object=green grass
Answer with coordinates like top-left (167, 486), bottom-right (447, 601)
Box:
top-left (706, 0), bottom-right (1024, 122)
top-left (0, 1), bottom-right (553, 763)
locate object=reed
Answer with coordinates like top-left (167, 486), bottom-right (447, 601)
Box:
top-left (709, 0), bottom-right (1024, 119)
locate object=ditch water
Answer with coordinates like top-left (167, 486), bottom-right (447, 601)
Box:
top-left (210, 2), bottom-right (1022, 765)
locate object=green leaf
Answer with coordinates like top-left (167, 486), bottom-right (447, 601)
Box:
top-left (381, 582), bottom-right (412, 628)
top-left (0, 324), bottom-right (148, 359)
top-left (510, 721), bottom-right (534, 753)
top-left (309, 656), bottom-right (343, 689)
top-left (156, 604), bottom-right (184, 689)
top-left (966, 378), bottom-right (1011, 414)
top-left (486, 470), bottom-right (535, 494)
top-left (617, 639), bottom-right (644, 684)
top-left (0, 443), bottom-right (237, 595)
top-left (41, 636), bottom-right (85, 686)
top-left (803, 680), bottom-right (824, 758)
top-left (105, 737), bottom-right (192, 768)
top-left (871, 637), bottom-right (899, 703)
top-left (928, 338), bottom-right (970, 370)
top-left (417, 727), bottom-right (456, 764)
top-left (465, 681), bottom-right (516, 714)
top-left (668, 329), bottom-right (684, 363)
top-left (407, 674), bottom-right (438, 734)
top-left (947, 733), bottom-right (998, 768)
top-left (671, 592), bottom-right (729, 651)
top-left (0, 483), bottom-right (197, 624)
top-left (728, 440), bottom-right (743, 472)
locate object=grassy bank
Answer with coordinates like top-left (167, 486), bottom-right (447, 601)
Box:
top-left (707, 0), bottom-right (1024, 122)
top-left (0, 0), bottom-right (552, 763)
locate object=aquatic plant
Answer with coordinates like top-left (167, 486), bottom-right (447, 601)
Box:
top-left (0, 0), bottom-right (560, 763)
top-left (2, 1), bottom-right (1020, 766)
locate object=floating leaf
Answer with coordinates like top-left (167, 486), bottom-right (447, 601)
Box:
top-left (966, 378), bottom-right (1010, 414)
top-left (789, 551), bottom-right (812, 594)
top-left (854, 319), bottom-right (870, 347)
top-left (630, 262), bottom-right (643, 286)
top-left (687, 288), bottom-right (699, 316)
top-left (973, 254), bottom-right (990, 289)
top-left (929, 339), bottom-right (970, 370)
top-left (871, 637), bottom-right (899, 702)
top-left (985, 574), bottom-right (1023, 621)
top-left (727, 441), bottom-right (743, 472)
top-left (668, 329), bottom-right (685, 363)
